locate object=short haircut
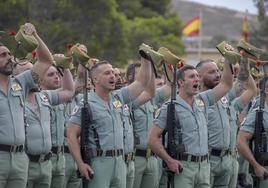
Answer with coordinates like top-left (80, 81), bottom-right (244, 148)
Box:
top-left (176, 65), bottom-right (195, 80)
top-left (89, 60), bottom-right (110, 78)
top-left (196, 59), bottom-right (214, 70)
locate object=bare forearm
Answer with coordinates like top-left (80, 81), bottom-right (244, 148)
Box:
top-left (68, 135), bottom-right (84, 166)
top-left (220, 60), bottom-right (233, 89)
top-left (33, 33), bottom-right (53, 64)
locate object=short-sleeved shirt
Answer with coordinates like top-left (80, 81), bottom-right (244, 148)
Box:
top-left (0, 70), bottom-right (36, 145)
top-left (154, 90), bottom-right (215, 156)
top-left (63, 94), bottom-right (82, 146)
top-left (229, 97), bottom-right (244, 151)
top-left (26, 90), bottom-right (59, 155)
top-left (207, 88), bottom-right (237, 149)
top-left (240, 98), bottom-right (268, 150)
top-left (51, 103), bottom-right (66, 147)
top-left (69, 87), bottom-right (131, 151)
top-left (132, 89), bottom-right (167, 150)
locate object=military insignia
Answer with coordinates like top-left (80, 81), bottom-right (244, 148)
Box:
top-left (221, 96), bottom-right (228, 104)
top-left (154, 108), bottom-right (161, 119)
top-left (195, 99), bottom-right (204, 107)
top-left (123, 104), bottom-right (129, 111)
top-left (113, 100), bottom-right (122, 108)
top-left (224, 44), bottom-right (235, 52)
top-left (41, 95), bottom-right (49, 102)
top-left (71, 106), bottom-right (79, 115)
top-left (11, 83), bottom-right (22, 91)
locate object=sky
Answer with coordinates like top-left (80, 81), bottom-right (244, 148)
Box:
top-left (185, 0), bottom-right (258, 14)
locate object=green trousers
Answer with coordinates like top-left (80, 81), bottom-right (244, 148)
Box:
top-left (125, 160), bottom-right (135, 188)
top-left (228, 156), bottom-right (239, 188)
top-left (88, 156), bottom-right (126, 188)
top-left (27, 160), bottom-right (52, 188)
top-left (0, 151), bottom-right (29, 188)
top-left (64, 153), bottom-right (81, 188)
top-left (237, 153), bottom-right (253, 187)
top-left (210, 155), bottom-right (232, 188)
top-left (50, 153), bottom-right (65, 188)
top-left (133, 156), bottom-right (159, 188)
top-left (173, 160), bottom-right (210, 188)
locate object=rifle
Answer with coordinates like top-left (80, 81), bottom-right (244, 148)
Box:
top-left (252, 77), bottom-right (268, 187)
top-left (162, 65), bottom-right (184, 188)
top-left (79, 68), bottom-right (94, 187)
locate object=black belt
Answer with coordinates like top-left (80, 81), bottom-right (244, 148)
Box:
top-left (0, 144), bottom-right (24, 152)
top-left (28, 153), bottom-right (52, 162)
top-left (64, 146), bottom-right (70, 154)
top-left (135, 148), bottom-right (155, 159)
top-left (178, 153), bottom-right (208, 163)
top-left (86, 149), bottom-right (123, 158)
top-left (51, 146), bottom-right (64, 154)
top-left (210, 148), bottom-right (230, 157)
top-left (124, 152), bottom-right (135, 163)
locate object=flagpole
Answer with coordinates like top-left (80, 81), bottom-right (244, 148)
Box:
top-left (198, 8), bottom-right (202, 61)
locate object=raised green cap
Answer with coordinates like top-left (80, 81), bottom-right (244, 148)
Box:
top-left (15, 25), bottom-right (38, 52)
top-left (237, 40), bottom-right (264, 59)
top-left (71, 43), bottom-right (90, 63)
top-left (216, 41), bottom-right (241, 65)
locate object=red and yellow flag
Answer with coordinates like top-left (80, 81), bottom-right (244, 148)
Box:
top-left (182, 16), bottom-right (200, 37)
top-left (242, 16), bottom-right (249, 41)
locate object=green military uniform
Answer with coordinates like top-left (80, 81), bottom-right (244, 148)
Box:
top-left (208, 88), bottom-right (238, 188)
top-left (26, 90), bottom-right (59, 188)
top-left (132, 89), bottom-right (167, 188)
top-left (0, 70), bottom-right (37, 188)
top-left (240, 98), bottom-right (268, 188)
top-left (154, 90), bottom-right (215, 188)
top-left (69, 88), bottom-right (133, 188)
top-left (50, 103), bottom-right (66, 188)
top-left (228, 97), bottom-right (245, 188)
top-left (63, 95), bottom-right (82, 188)
top-left (121, 102), bottom-right (135, 188)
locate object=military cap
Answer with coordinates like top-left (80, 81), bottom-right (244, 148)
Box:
top-left (71, 43), bottom-right (90, 63)
top-left (15, 25), bottom-right (38, 53)
top-left (237, 39), bottom-right (264, 59)
top-left (139, 43), bottom-right (164, 77)
top-left (216, 41), bottom-right (241, 65)
top-left (53, 54), bottom-right (73, 69)
top-left (158, 47), bottom-right (184, 82)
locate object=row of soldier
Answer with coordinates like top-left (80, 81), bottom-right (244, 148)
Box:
top-left (0, 22), bottom-right (268, 188)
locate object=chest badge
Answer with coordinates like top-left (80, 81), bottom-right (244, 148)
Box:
top-left (195, 99), bottom-right (204, 107)
top-left (113, 100), bottom-right (122, 108)
top-left (11, 83), bottom-right (22, 91)
top-left (41, 95), bottom-right (49, 102)
top-left (221, 96), bottom-right (228, 104)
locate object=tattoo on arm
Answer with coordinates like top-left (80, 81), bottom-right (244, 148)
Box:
top-left (237, 57), bottom-right (249, 82)
top-left (31, 70), bottom-right (40, 84)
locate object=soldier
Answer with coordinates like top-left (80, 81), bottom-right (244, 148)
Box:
top-left (40, 65), bottom-right (71, 188)
top-left (0, 23), bottom-right (54, 188)
top-left (67, 56), bottom-right (152, 188)
top-left (114, 67), bottom-right (124, 89)
top-left (14, 54), bottom-right (75, 188)
top-left (130, 62), bottom-right (171, 188)
top-left (148, 58), bottom-right (233, 188)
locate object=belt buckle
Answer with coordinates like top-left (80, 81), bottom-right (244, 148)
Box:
top-left (127, 153), bottom-right (132, 161)
top-left (146, 149), bottom-right (151, 159)
top-left (39, 154), bottom-right (45, 162)
top-left (10, 145), bottom-right (17, 152)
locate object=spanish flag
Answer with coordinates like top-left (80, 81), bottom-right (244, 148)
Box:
top-left (242, 16), bottom-right (249, 41)
top-left (182, 16), bottom-right (201, 37)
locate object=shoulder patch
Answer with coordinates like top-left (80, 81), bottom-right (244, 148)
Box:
top-left (11, 83), bottom-right (22, 91)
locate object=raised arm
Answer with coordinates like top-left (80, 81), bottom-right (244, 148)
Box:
top-left (126, 57), bottom-right (151, 101)
top-left (212, 59), bottom-right (233, 102)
